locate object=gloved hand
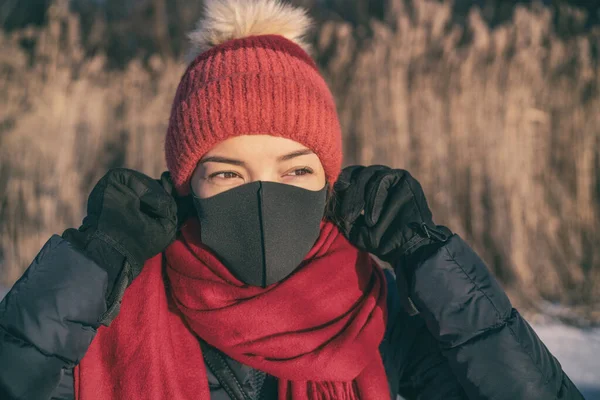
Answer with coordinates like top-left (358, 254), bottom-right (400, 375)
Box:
top-left (62, 168), bottom-right (178, 324)
top-left (333, 165), bottom-right (452, 266)
top-left (160, 171), bottom-right (195, 232)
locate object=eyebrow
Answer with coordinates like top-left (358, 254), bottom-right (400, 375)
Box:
top-left (277, 149), bottom-right (314, 162)
top-left (199, 155), bottom-right (245, 166)
top-left (199, 149), bottom-right (314, 166)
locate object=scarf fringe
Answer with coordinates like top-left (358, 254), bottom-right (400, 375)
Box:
top-left (307, 381), bottom-right (359, 400)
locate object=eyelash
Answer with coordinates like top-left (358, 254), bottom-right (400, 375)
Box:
top-left (209, 167), bottom-right (314, 180)
top-left (288, 167), bottom-right (314, 176)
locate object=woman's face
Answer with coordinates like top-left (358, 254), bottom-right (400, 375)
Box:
top-left (191, 135), bottom-right (326, 198)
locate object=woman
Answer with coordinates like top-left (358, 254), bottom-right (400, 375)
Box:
top-left (0, 1), bottom-right (584, 399)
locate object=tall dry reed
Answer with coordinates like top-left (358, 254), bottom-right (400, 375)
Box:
top-left (0, 0), bottom-right (183, 286)
top-left (1, 0), bottom-right (598, 318)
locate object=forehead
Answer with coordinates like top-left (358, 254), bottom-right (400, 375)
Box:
top-left (205, 135), bottom-right (312, 159)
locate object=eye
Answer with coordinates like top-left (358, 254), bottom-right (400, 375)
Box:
top-left (209, 171), bottom-right (242, 180)
top-left (286, 167), bottom-right (314, 177)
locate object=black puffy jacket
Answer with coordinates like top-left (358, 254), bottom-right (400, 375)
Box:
top-left (0, 234), bottom-right (584, 400)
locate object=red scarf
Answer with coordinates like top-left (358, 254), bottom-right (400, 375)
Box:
top-left (74, 219), bottom-right (389, 400)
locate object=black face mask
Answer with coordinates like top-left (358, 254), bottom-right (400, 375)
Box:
top-left (192, 181), bottom-right (328, 287)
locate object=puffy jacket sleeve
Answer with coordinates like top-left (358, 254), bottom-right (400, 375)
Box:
top-left (381, 270), bottom-right (467, 400)
top-left (0, 235), bottom-right (109, 400)
top-left (396, 318), bottom-right (468, 400)
top-left (404, 234), bottom-right (584, 400)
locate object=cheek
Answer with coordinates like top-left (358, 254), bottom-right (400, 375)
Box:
top-left (190, 167), bottom-right (207, 197)
top-left (297, 170), bottom-right (326, 192)
top-left (191, 177), bottom-right (219, 199)
top-left (194, 183), bottom-right (211, 198)
top-left (316, 164), bottom-right (327, 187)
top-left (311, 173), bottom-right (327, 191)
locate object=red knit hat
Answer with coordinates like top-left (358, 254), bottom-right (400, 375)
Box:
top-left (165, 0), bottom-right (343, 195)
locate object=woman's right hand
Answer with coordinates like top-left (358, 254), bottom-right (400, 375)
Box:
top-left (62, 168), bottom-right (178, 324)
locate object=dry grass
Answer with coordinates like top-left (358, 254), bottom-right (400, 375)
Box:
top-left (1, 0), bottom-right (599, 318)
top-left (0, 1), bottom-right (183, 286)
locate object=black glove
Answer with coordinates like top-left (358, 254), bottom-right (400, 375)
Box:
top-left (157, 170), bottom-right (195, 231)
top-left (333, 165), bottom-right (452, 266)
top-left (62, 168), bottom-right (178, 325)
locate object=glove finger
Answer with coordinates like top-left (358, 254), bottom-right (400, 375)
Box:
top-left (109, 168), bottom-right (158, 197)
top-left (404, 171), bottom-right (434, 224)
top-left (139, 191), bottom-right (177, 251)
top-left (87, 172), bottom-right (113, 216)
top-left (347, 215), bottom-right (370, 252)
top-left (139, 189), bottom-right (176, 221)
top-left (350, 165), bottom-right (391, 227)
top-left (89, 168), bottom-right (155, 217)
top-left (159, 171), bottom-right (175, 195)
top-left (175, 195), bottom-right (194, 229)
top-left (370, 182), bottom-right (420, 259)
top-left (115, 170), bottom-right (173, 217)
top-left (334, 165), bottom-right (365, 193)
top-left (333, 167), bottom-right (367, 230)
top-left (352, 186), bottom-right (412, 257)
top-left (94, 176), bottom-right (142, 222)
top-left (348, 217), bottom-right (382, 254)
top-left (156, 170), bottom-right (193, 229)
top-left (363, 170), bottom-right (404, 227)
top-left (338, 165), bottom-right (390, 223)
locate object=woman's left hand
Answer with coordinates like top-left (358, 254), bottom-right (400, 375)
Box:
top-left (333, 165), bottom-right (451, 264)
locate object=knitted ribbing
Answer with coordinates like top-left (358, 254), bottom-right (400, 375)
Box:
top-left (165, 34), bottom-right (343, 195)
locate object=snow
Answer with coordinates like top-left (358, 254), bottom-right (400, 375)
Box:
top-left (531, 321), bottom-right (600, 399)
top-left (0, 286), bottom-right (597, 398)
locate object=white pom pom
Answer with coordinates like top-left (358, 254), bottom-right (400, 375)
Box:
top-left (186, 0), bottom-right (313, 62)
